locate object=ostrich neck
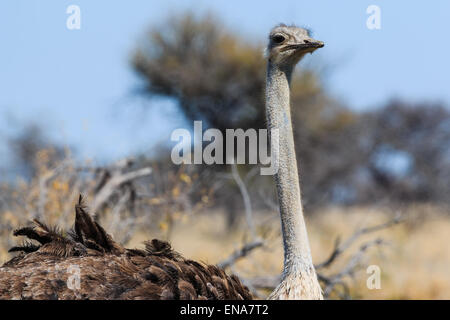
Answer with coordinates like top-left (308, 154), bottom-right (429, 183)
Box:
top-left (265, 62), bottom-right (315, 277)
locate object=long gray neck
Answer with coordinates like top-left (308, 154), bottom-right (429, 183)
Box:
top-left (265, 62), bottom-right (315, 277)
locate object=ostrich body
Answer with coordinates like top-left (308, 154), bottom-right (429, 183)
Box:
top-left (0, 25), bottom-right (323, 300)
top-left (0, 197), bottom-right (252, 300)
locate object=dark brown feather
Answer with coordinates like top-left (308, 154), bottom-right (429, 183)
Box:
top-left (0, 196), bottom-right (253, 300)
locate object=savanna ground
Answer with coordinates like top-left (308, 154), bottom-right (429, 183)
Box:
top-left (0, 152), bottom-right (448, 299)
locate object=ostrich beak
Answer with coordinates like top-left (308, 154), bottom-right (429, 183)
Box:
top-left (281, 40), bottom-right (325, 52)
top-left (309, 40), bottom-right (325, 48)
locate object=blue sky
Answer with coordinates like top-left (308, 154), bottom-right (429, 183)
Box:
top-left (0, 0), bottom-right (449, 165)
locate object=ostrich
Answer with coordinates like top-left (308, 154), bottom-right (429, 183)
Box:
top-left (265, 24), bottom-right (324, 299)
top-left (0, 24), bottom-right (324, 300)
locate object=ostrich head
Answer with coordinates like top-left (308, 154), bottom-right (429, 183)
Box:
top-left (266, 24), bottom-right (324, 68)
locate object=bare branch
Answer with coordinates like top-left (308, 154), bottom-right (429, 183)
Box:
top-left (91, 167), bottom-right (152, 213)
top-left (217, 240), bottom-right (264, 269)
top-left (107, 189), bottom-right (131, 233)
top-left (316, 214), bottom-right (402, 270)
top-left (244, 216), bottom-right (401, 299)
top-left (321, 238), bottom-right (387, 297)
top-left (230, 163), bottom-right (256, 239)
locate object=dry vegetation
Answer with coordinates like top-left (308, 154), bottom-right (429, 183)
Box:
top-left (133, 205), bottom-right (447, 300)
top-left (1, 151), bottom-right (449, 299)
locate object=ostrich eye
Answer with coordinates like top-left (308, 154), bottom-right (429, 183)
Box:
top-left (272, 34), bottom-right (285, 44)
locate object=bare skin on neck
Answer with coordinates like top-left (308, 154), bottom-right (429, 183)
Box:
top-left (265, 24), bottom-right (324, 300)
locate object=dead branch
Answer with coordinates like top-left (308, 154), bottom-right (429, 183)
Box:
top-left (217, 240), bottom-right (264, 269)
top-left (91, 167), bottom-right (152, 213)
top-left (230, 163), bottom-right (256, 239)
top-left (315, 214), bottom-right (402, 270)
top-left (320, 238), bottom-right (387, 297)
top-left (244, 215), bottom-right (402, 299)
top-left (107, 189), bottom-right (131, 233)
